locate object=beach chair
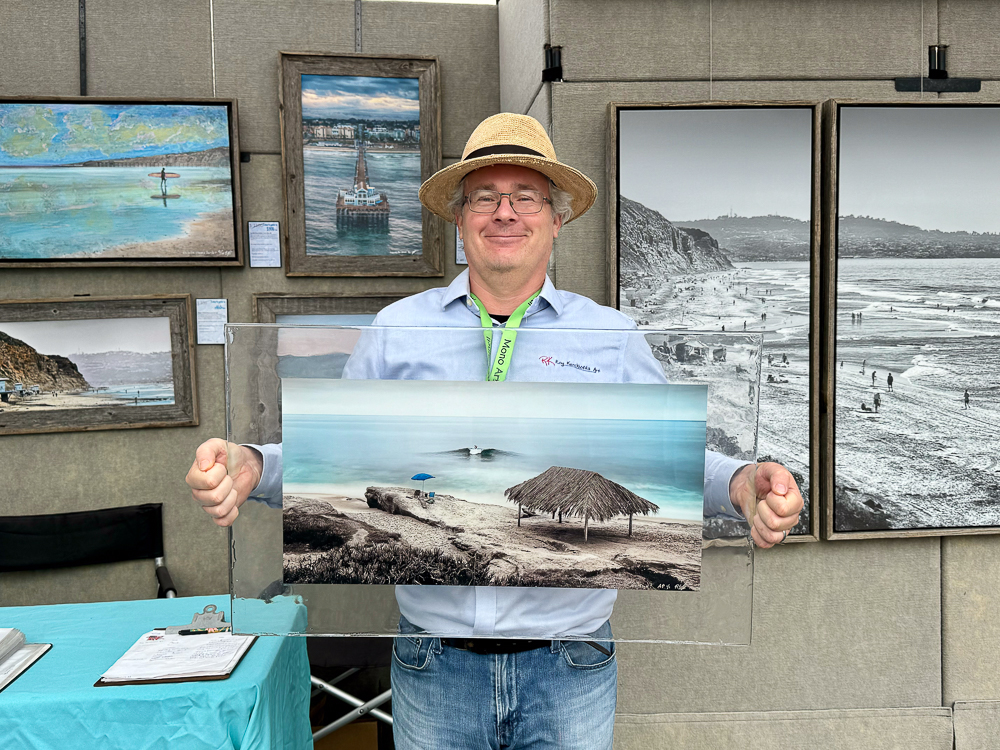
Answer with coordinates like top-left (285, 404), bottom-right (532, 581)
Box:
top-left (0, 503), bottom-right (177, 598)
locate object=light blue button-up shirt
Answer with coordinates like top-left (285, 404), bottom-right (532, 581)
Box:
top-left (250, 270), bottom-right (748, 637)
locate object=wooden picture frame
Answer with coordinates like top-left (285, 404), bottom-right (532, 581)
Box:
top-left (278, 53), bottom-right (444, 277)
top-left (249, 293), bottom-right (408, 444)
top-left (822, 100), bottom-right (1000, 540)
top-left (0, 97), bottom-right (243, 267)
top-left (606, 101), bottom-right (822, 542)
top-left (0, 295), bottom-right (197, 435)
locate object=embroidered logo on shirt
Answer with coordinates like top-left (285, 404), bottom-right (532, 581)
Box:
top-left (539, 356), bottom-right (600, 374)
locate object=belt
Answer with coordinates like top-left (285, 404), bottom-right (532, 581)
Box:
top-left (441, 638), bottom-right (550, 655)
top-left (441, 638), bottom-right (612, 657)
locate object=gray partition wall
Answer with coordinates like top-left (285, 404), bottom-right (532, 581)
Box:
top-left (0, 0), bottom-right (498, 605)
top-left (498, 1), bottom-right (1000, 748)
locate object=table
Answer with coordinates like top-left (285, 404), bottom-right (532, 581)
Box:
top-left (0, 595), bottom-right (311, 750)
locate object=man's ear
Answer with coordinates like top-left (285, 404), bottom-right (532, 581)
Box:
top-left (551, 211), bottom-right (564, 239)
top-left (455, 212), bottom-right (464, 241)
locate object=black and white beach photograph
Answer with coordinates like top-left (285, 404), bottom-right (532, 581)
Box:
top-left (831, 104), bottom-right (1000, 536)
top-left (281, 379), bottom-right (708, 591)
top-left (613, 104), bottom-right (817, 536)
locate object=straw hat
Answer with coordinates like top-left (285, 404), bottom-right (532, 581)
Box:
top-left (418, 113), bottom-right (597, 224)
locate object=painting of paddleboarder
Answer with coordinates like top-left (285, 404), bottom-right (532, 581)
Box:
top-left (0, 99), bottom-right (242, 265)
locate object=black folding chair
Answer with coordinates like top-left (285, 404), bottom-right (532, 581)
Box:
top-left (0, 503), bottom-right (177, 598)
top-left (308, 637), bottom-right (393, 744)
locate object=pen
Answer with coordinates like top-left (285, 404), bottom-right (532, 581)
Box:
top-left (177, 627), bottom-right (232, 636)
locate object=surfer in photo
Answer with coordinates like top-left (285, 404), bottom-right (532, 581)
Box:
top-left (160, 167), bottom-right (167, 195)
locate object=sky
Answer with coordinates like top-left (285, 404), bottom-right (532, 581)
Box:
top-left (618, 107), bottom-right (813, 222)
top-left (0, 317), bottom-right (171, 355)
top-left (0, 104), bottom-right (230, 167)
top-left (283, 379), bottom-right (707, 422)
top-left (301, 75), bottom-right (420, 121)
top-left (839, 106), bottom-right (1000, 233)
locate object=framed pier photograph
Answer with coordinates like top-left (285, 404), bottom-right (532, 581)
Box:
top-left (0, 97), bottom-right (243, 267)
top-left (606, 101), bottom-right (822, 541)
top-left (823, 101), bottom-right (1000, 540)
top-left (0, 295), bottom-right (197, 435)
top-left (279, 53), bottom-right (444, 277)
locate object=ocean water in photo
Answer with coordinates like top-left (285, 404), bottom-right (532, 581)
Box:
top-left (76, 382), bottom-right (175, 406)
top-left (0, 167), bottom-right (233, 258)
top-left (834, 257), bottom-right (1000, 529)
top-left (302, 149), bottom-right (422, 256)
top-left (284, 414), bottom-right (706, 521)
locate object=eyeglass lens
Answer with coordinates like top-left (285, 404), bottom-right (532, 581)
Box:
top-left (466, 190), bottom-right (547, 214)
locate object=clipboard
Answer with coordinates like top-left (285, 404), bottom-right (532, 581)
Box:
top-left (94, 605), bottom-right (256, 687)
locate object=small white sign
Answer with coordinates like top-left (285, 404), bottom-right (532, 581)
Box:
top-left (249, 221), bottom-right (281, 268)
top-left (196, 299), bottom-right (228, 345)
top-left (455, 226), bottom-right (467, 265)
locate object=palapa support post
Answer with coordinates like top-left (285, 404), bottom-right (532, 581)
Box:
top-left (629, 513), bottom-right (633, 537)
top-left (518, 503), bottom-right (521, 526)
top-left (584, 512), bottom-right (589, 542)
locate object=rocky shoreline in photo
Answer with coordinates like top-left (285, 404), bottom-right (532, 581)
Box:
top-left (283, 486), bottom-right (702, 590)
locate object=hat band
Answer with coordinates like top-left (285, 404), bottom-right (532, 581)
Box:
top-left (463, 144), bottom-right (546, 161)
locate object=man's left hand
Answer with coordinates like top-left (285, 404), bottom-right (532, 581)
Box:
top-left (729, 462), bottom-right (804, 548)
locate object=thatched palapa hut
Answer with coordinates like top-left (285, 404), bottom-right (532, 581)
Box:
top-left (504, 466), bottom-right (659, 541)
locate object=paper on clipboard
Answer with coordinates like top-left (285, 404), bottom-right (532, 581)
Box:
top-left (96, 630), bottom-right (255, 686)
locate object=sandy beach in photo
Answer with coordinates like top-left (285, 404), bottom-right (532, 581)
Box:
top-left (0, 388), bottom-right (169, 413)
top-left (61, 208), bottom-right (234, 259)
top-left (283, 488), bottom-right (702, 590)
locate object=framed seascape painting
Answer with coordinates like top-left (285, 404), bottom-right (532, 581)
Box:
top-left (824, 102), bottom-right (1000, 540)
top-left (607, 102), bottom-right (822, 541)
top-left (0, 295), bottom-right (197, 435)
top-left (279, 53), bottom-right (443, 277)
top-left (0, 97), bottom-right (243, 267)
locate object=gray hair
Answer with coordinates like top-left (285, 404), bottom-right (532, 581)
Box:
top-left (448, 177), bottom-right (574, 224)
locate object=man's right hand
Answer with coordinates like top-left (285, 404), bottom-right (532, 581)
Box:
top-left (185, 439), bottom-right (263, 527)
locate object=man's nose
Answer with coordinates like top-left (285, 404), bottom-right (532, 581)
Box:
top-left (492, 195), bottom-right (519, 220)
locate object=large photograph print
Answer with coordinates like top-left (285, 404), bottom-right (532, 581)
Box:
top-left (828, 103), bottom-right (1000, 538)
top-left (282, 379), bottom-right (708, 590)
top-left (280, 54), bottom-right (443, 277)
top-left (609, 103), bottom-right (820, 539)
top-left (0, 98), bottom-right (242, 267)
top-left (0, 295), bottom-right (197, 435)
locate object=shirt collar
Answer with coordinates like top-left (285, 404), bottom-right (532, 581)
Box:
top-left (441, 269), bottom-right (564, 317)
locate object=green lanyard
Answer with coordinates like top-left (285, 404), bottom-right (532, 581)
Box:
top-left (469, 291), bottom-right (540, 381)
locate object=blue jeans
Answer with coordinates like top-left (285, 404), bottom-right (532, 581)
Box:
top-left (391, 616), bottom-right (617, 749)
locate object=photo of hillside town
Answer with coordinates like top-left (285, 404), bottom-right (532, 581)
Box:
top-left (615, 105), bottom-right (816, 536)
top-left (300, 75), bottom-right (423, 257)
top-left (833, 104), bottom-right (1000, 535)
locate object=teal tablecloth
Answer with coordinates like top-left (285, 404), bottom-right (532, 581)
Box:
top-left (0, 595), bottom-right (311, 750)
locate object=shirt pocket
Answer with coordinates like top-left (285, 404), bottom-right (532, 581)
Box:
top-left (392, 635), bottom-right (436, 671)
top-left (559, 638), bottom-right (617, 670)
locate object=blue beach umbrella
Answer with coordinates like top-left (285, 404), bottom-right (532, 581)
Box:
top-left (411, 473), bottom-right (435, 495)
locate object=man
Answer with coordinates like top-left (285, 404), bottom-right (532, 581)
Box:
top-left (187, 114), bottom-right (803, 749)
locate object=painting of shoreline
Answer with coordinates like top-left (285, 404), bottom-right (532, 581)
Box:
top-left (282, 379), bottom-right (708, 590)
top-left (0, 317), bottom-right (175, 413)
top-left (614, 105), bottom-right (816, 537)
top-left (301, 75), bottom-right (422, 257)
top-left (832, 104), bottom-right (1000, 536)
top-left (0, 101), bottom-right (238, 263)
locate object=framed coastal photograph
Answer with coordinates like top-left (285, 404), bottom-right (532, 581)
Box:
top-left (0, 97), bottom-right (242, 267)
top-left (823, 102), bottom-right (1000, 540)
top-left (281, 379), bottom-right (708, 590)
top-left (607, 102), bottom-right (822, 541)
top-left (0, 295), bottom-right (197, 435)
top-left (279, 53), bottom-right (443, 277)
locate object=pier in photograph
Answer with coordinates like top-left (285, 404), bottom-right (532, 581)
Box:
top-left (336, 126), bottom-right (390, 221)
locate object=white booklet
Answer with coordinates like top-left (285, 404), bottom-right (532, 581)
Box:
top-left (0, 628), bottom-right (51, 693)
top-left (96, 630), bottom-right (256, 686)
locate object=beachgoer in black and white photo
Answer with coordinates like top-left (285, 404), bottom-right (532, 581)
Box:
top-left (887, 372), bottom-right (893, 392)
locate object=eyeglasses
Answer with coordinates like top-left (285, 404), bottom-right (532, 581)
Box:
top-left (464, 189), bottom-right (552, 215)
